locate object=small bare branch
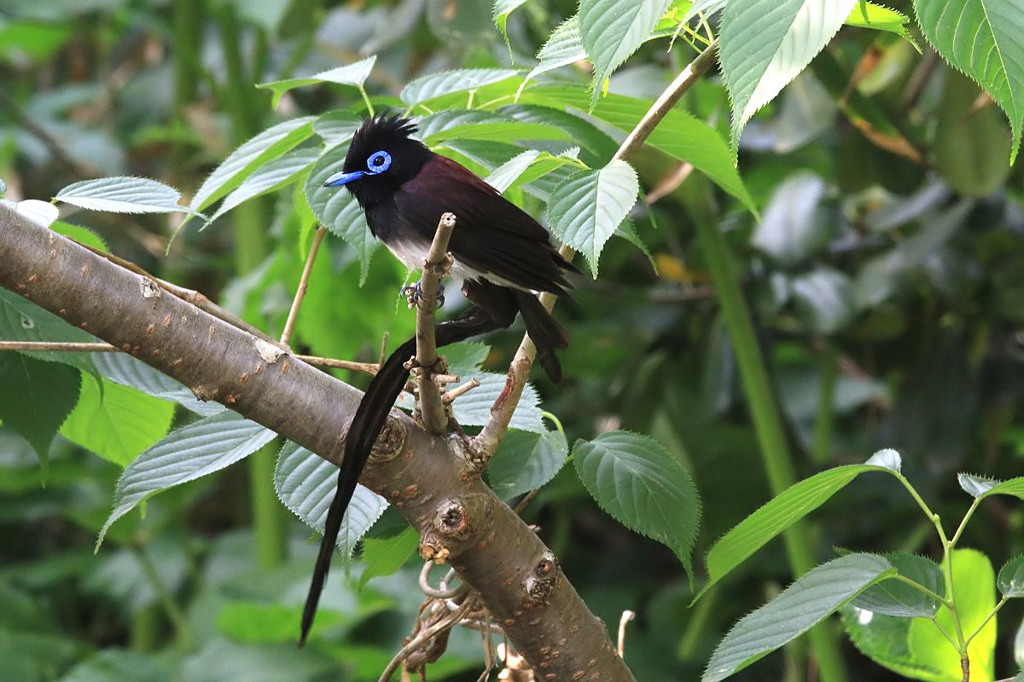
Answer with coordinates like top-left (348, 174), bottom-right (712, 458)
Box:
top-left (281, 226), bottom-right (327, 346)
top-left (413, 212), bottom-right (457, 434)
top-left (617, 610), bottom-right (636, 658)
top-left (442, 377), bottom-right (480, 404)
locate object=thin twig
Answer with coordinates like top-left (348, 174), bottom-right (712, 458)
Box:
top-left (472, 40), bottom-right (720, 457)
top-left (442, 377), bottom-right (480, 404)
top-left (281, 226), bottom-right (327, 346)
top-left (0, 341), bottom-right (117, 353)
top-left (293, 354), bottom-right (379, 375)
top-left (413, 212), bottom-right (456, 434)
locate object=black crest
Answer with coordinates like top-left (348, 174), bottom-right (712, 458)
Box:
top-left (339, 114), bottom-right (432, 208)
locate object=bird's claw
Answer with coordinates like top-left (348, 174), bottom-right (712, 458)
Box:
top-left (402, 281), bottom-right (445, 309)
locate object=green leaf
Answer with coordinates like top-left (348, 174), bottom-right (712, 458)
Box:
top-left (719, 0), bottom-right (858, 151)
top-left (60, 377), bottom-right (175, 467)
top-left (487, 427), bottom-right (569, 499)
top-left (0, 290), bottom-right (98, 376)
top-left (547, 159), bottom-right (639, 276)
top-left (208, 146), bottom-right (319, 224)
top-left (696, 453), bottom-right (899, 602)
top-left (906, 549), bottom-right (996, 681)
top-left (852, 553), bottom-right (944, 617)
top-left (965, 474), bottom-right (1024, 501)
top-left (98, 412), bottom-right (277, 546)
top-left (190, 116), bottom-right (316, 213)
top-left (791, 267), bottom-right (856, 335)
top-left (573, 431), bottom-right (700, 574)
top-left (844, 2), bottom-right (913, 42)
top-left (999, 555), bottom-right (1024, 598)
top-left (54, 177), bottom-right (194, 215)
top-left (520, 87), bottom-right (757, 214)
top-left (50, 221), bottom-right (107, 252)
top-left (959, 472), bottom-right (999, 498)
top-left (579, 0), bottom-right (674, 106)
top-left (914, 0), bottom-right (1024, 163)
top-left (418, 110), bottom-right (570, 146)
top-left (486, 148), bottom-right (583, 194)
top-left (0, 352), bottom-right (80, 461)
top-left (274, 441), bottom-right (387, 557)
top-left (305, 144), bottom-right (378, 285)
top-left (258, 57), bottom-right (376, 108)
top-left (703, 553), bottom-right (895, 682)
top-left (525, 14), bottom-right (587, 85)
top-left (400, 69), bottom-right (520, 107)
top-left (494, 0), bottom-right (531, 43)
top-left (312, 110), bottom-right (364, 147)
top-left (358, 526), bottom-right (419, 589)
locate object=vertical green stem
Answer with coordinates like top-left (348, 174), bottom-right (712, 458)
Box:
top-left (688, 186), bottom-right (847, 682)
top-left (812, 343), bottom-right (837, 464)
top-left (213, 5), bottom-right (284, 567)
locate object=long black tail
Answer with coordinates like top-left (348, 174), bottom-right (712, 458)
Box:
top-left (299, 283), bottom-right (567, 646)
top-left (299, 304), bottom-right (507, 646)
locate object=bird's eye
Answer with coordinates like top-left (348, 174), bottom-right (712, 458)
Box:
top-left (366, 150), bottom-right (392, 174)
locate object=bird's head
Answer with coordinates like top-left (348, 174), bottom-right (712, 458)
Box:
top-left (324, 115), bottom-right (432, 207)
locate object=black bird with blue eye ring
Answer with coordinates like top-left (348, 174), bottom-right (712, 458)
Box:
top-left (300, 114), bottom-right (576, 646)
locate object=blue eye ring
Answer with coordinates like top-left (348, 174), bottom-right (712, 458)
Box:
top-left (366, 150), bottom-right (392, 174)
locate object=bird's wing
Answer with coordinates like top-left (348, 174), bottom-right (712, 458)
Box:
top-left (390, 155), bottom-right (572, 294)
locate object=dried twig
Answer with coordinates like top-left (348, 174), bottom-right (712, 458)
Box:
top-left (281, 226), bottom-right (327, 346)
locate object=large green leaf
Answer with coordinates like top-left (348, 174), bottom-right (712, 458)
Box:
top-left (60, 377), bottom-right (175, 467)
top-left (696, 449), bottom-right (902, 602)
top-left (914, 0), bottom-right (1024, 163)
top-left (209, 146), bottom-right (319, 224)
top-left (98, 412), bottom-right (277, 545)
top-left (0, 352), bottom-right (80, 462)
top-left (417, 110), bottom-right (570, 145)
top-left (189, 117), bottom-right (317, 213)
top-left (704, 554), bottom-right (895, 682)
top-left (400, 69), bottom-right (520, 107)
top-left (55, 177), bottom-right (194, 215)
top-left (525, 14), bottom-right (587, 85)
top-left (852, 553), bottom-right (944, 618)
top-left (719, 0), bottom-right (858, 151)
top-left (573, 431), bottom-right (700, 574)
top-left (521, 86), bottom-right (757, 214)
top-left (579, 0), bottom-right (674, 105)
top-left (547, 159), bottom-right (638, 276)
top-left (274, 441), bottom-right (387, 557)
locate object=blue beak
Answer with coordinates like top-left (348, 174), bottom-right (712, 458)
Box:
top-left (324, 169), bottom-right (367, 187)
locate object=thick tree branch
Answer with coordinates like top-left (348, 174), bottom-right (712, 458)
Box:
top-left (0, 203), bottom-right (634, 682)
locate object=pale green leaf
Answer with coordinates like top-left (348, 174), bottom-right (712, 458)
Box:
top-left (98, 412), bottom-right (277, 546)
top-left (573, 431), bottom-right (700, 574)
top-left (92, 351), bottom-right (224, 417)
top-left (55, 177), bottom-right (192, 215)
top-left (488, 428), bottom-right (569, 499)
top-left (703, 554), bottom-right (895, 682)
top-left (579, 0), bottom-right (674, 105)
top-left (190, 117), bottom-right (316, 212)
top-left (852, 553), bottom-right (944, 617)
top-left (60, 377), bottom-right (174, 467)
top-left (525, 14), bottom-right (587, 85)
top-left (547, 159), bottom-right (638, 276)
top-left (696, 455), bottom-right (899, 602)
top-left (274, 441), bottom-right (387, 557)
top-left (209, 147), bottom-right (319, 223)
top-left (400, 69), bottom-right (520, 107)
top-left (720, 0), bottom-right (858, 151)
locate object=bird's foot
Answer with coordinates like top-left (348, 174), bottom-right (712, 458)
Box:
top-left (402, 281), bottom-right (445, 309)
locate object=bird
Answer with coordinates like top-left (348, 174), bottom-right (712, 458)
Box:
top-left (299, 114), bottom-right (575, 646)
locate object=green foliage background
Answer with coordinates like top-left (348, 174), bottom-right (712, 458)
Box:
top-left (1, 0), bottom-right (1024, 680)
